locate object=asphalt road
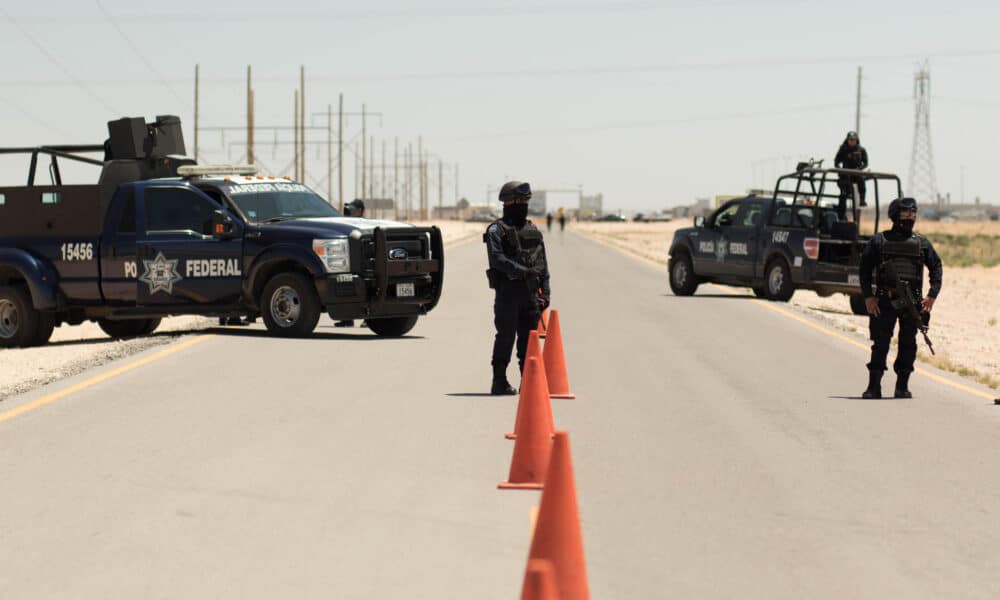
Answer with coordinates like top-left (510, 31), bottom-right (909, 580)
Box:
top-left (2, 229), bottom-right (999, 599)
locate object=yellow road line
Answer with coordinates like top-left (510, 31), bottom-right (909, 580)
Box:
top-left (0, 334), bottom-right (214, 424)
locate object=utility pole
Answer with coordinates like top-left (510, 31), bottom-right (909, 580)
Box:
top-left (337, 93), bottom-right (344, 211)
top-left (299, 65), bottom-right (305, 182)
top-left (293, 90), bottom-right (299, 179)
top-left (194, 64), bottom-right (199, 162)
top-left (417, 136), bottom-right (424, 220)
top-left (854, 66), bottom-right (862, 136)
top-left (246, 65), bottom-right (254, 165)
top-left (454, 163), bottom-right (459, 205)
top-left (393, 137), bottom-right (399, 220)
top-left (361, 104), bottom-right (367, 201)
top-left (438, 159), bottom-right (443, 218)
top-left (368, 134), bottom-right (374, 202)
top-left (381, 140), bottom-right (387, 220)
top-left (406, 142), bottom-right (413, 220)
top-left (326, 103), bottom-right (332, 203)
top-left (354, 144), bottom-right (359, 199)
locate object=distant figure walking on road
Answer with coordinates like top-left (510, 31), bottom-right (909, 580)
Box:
top-left (558, 210), bottom-right (566, 232)
top-left (546, 212), bottom-right (553, 232)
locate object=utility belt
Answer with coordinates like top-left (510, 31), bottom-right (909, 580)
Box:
top-left (486, 269), bottom-right (529, 290)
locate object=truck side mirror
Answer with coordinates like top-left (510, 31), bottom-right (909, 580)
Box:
top-left (694, 216), bottom-right (705, 228)
top-left (212, 210), bottom-right (235, 239)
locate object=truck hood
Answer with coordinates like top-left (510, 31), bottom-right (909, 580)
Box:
top-left (254, 217), bottom-right (413, 239)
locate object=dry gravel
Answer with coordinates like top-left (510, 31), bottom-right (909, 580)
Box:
top-left (573, 221), bottom-right (1000, 391)
top-left (0, 220), bottom-right (482, 403)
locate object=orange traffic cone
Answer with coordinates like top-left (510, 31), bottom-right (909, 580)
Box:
top-left (507, 331), bottom-right (553, 440)
top-left (521, 558), bottom-right (560, 600)
top-left (526, 431), bottom-right (589, 599)
top-left (535, 308), bottom-right (549, 339)
top-left (542, 310), bottom-right (575, 399)
top-left (498, 357), bottom-right (553, 490)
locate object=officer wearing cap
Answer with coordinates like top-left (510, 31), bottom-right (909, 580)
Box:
top-left (484, 181), bottom-right (551, 395)
top-left (835, 131), bottom-right (869, 218)
top-left (859, 197), bottom-right (943, 399)
top-left (344, 199), bottom-right (366, 218)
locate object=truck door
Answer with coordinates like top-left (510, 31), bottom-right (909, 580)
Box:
top-left (100, 187), bottom-right (139, 304)
top-left (136, 185), bottom-right (244, 306)
top-left (696, 201), bottom-right (741, 277)
top-left (725, 200), bottom-right (765, 278)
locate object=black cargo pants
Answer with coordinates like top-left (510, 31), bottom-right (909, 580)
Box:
top-left (491, 281), bottom-right (541, 374)
top-left (837, 175), bottom-right (866, 218)
top-left (867, 296), bottom-right (919, 375)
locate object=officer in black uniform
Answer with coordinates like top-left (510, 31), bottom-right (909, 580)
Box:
top-left (485, 181), bottom-right (551, 395)
top-left (835, 131), bottom-right (870, 218)
top-left (859, 197), bottom-right (943, 399)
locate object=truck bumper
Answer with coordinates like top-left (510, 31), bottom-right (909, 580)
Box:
top-left (317, 226), bottom-right (444, 320)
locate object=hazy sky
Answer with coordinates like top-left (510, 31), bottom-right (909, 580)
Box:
top-left (2, 0), bottom-right (998, 212)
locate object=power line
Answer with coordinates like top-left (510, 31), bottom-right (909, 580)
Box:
top-left (0, 7), bottom-right (120, 115)
top-left (94, 0), bottom-right (189, 109)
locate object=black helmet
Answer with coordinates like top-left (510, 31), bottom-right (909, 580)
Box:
top-left (499, 181), bottom-right (532, 202)
top-left (888, 197), bottom-right (918, 222)
top-left (847, 130), bottom-right (858, 140)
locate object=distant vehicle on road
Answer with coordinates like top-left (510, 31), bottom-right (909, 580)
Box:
top-left (465, 213), bottom-right (497, 223)
top-left (667, 163), bottom-right (901, 315)
top-left (0, 116), bottom-right (443, 347)
top-left (597, 213), bottom-right (627, 222)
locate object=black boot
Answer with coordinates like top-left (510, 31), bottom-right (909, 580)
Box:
top-left (894, 371), bottom-right (912, 398)
top-left (862, 369), bottom-right (882, 399)
top-left (490, 366), bottom-right (516, 396)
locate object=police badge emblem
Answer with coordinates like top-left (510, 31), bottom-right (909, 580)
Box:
top-left (139, 252), bottom-right (182, 294)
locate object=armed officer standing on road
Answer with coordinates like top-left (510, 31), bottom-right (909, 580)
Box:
top-left (485, 181), bottom-right (551, 395)
top-left (859, 197), bottom-right (943, 399)
top-left (835, 131), bottom-right (869, 218)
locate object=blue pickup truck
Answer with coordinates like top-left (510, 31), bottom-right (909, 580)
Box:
top-left (0, 116), bottom-right (443, 347)
top-left (668, 164), bottom-right (901, 314)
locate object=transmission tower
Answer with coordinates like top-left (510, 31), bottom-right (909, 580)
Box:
top-left (907, 63), bottom-right (939, 205)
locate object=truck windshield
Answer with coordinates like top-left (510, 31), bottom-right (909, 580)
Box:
top-left (225, 182), bottom-right (340, 223)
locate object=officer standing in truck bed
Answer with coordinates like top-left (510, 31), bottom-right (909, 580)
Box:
top-left (484, 181), bottom-right (551, 395)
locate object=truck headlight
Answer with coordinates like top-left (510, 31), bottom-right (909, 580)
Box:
top-left (312, 238), bottom-right (351, 273)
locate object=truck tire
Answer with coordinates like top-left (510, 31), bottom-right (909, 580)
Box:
top-left (31, 312), bottom-right (56, 346)
top-left (261, 272), bottom-right (321, 337)
top-left (752, 286), bottom-right (768, 298)
top-left (849, 293), bottom-right (868, 316)
top-left (366, 316), bottom-right (418, 337)
top-left (0, 285), bottom-right (41, 348)
top-left (668, 252), bottom-right (698, 296)
top-left (99, 318), bottom-right (159, 339)
top-left (764, 258), bottom-right (795, 302)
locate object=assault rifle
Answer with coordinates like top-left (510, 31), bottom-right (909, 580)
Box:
top-left (882, 262), bottom-right (935, 355)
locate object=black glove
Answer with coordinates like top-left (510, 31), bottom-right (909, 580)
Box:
top-left (536, 293), bottom-right (550, 311)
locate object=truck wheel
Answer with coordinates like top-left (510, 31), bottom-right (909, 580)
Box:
top-left (668, 252), bottom-right (698, 296)
top-left (366, 316), bottom-right (418, 337)
top-left (30, 312), bottom-right (56, 346)
top-left (0, 285), bottom-right (41, 348)
top-left (261, 273), bottom-right (320, 337)
top-left (99, 318), bottom-right (159, 339)
top-left (849, 294), bottom-right (868, 316)
top-left (764, 259), bottom-right (795, 302)
top-left (751, 286), bottom-right (768, 299)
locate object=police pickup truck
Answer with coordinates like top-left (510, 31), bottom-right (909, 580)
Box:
top-left (0, 116), bottom-right (443, 347)
top-left (668, 164), bottom-right (902, 313)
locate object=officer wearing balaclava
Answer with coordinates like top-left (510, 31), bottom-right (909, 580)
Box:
top-left (858, 197), bottom-right (943, 399)
top-left (483, 181), bottom-right (551, 395)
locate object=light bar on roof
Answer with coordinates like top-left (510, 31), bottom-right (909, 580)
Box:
top-left (177, 164), bottom-right (259, 177)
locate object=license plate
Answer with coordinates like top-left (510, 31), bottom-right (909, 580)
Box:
top-left (396, 282), bottom-right (415, 297)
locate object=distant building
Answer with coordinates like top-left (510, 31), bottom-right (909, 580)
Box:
top-left (529, 190), bottom-right (547, 216)
top-left (580, 193), bottom-right (603, 213)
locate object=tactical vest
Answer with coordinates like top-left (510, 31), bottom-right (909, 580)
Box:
top-left (875, 232), bottom-right (923, 291)
top-left (484, 220), bottom-right (546, 285)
